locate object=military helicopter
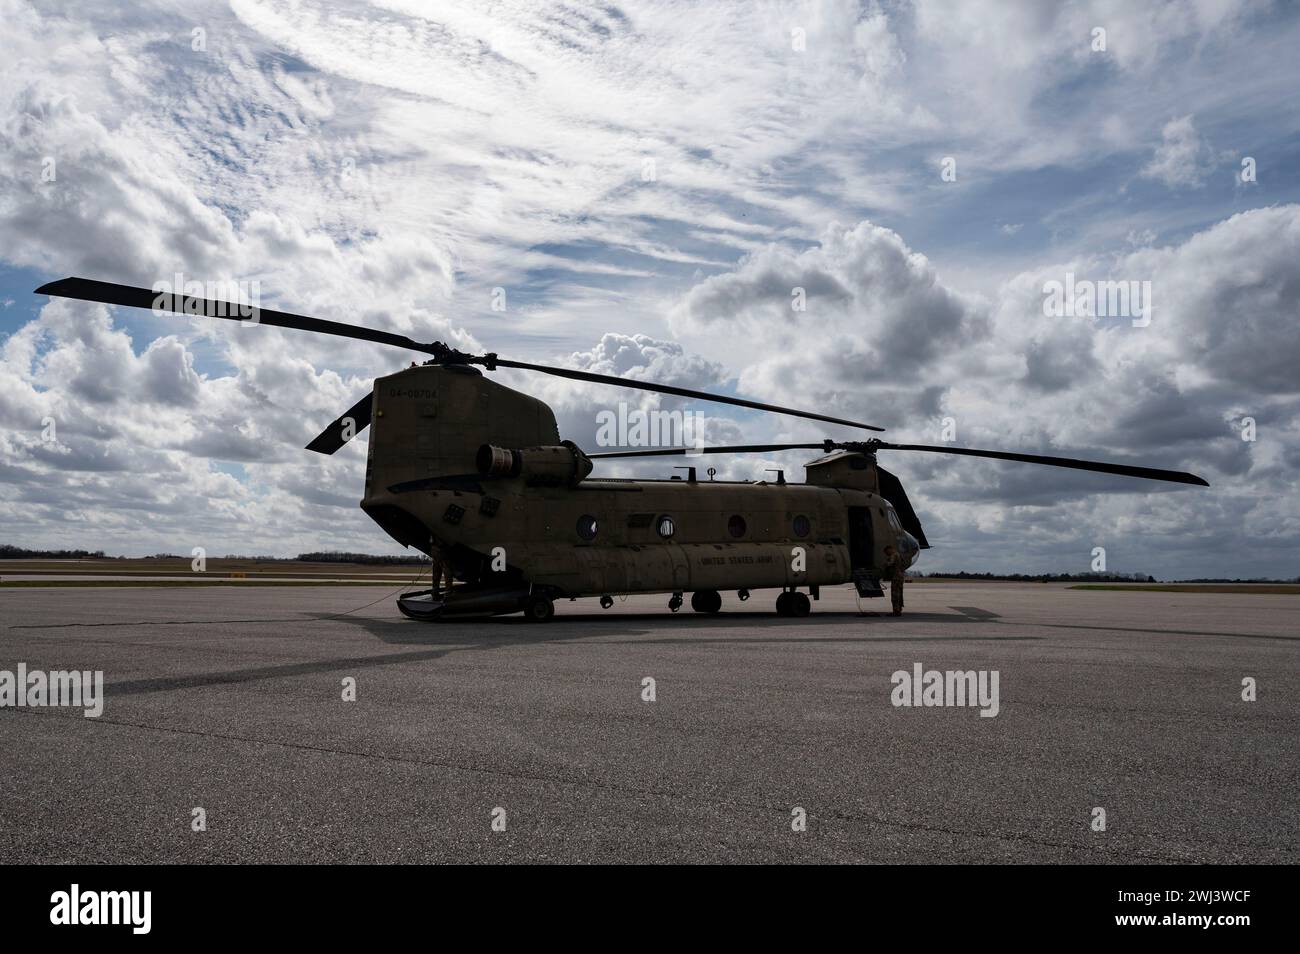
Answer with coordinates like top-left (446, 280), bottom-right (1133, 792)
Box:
top-left (36, 277), bottom-right (1208, 622)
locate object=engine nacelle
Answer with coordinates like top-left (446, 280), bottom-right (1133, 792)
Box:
top-left (476, 440), bottom-right (593, 487)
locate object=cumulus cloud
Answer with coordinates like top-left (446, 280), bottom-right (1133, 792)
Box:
top-left (1130, 206), bottom-right (1300, 393)
top-left (671, 220), bottom-right (983, 433)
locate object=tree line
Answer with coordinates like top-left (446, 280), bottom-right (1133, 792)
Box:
top-left (1, 544), bottom-right (428, 565)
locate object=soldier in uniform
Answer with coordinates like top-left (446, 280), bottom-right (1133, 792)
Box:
top-left (883, 545), bottom-right (905, 616)
top-left (434, 557), bottom-right (454, 598)
top-left (427, 547), bottom-right (452, 599)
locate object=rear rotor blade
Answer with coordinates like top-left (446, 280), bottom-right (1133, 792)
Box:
top-left (305, 392), bottom-right (373, 455)
top-left (490, 358), bottom-right (885, 433)
top-left (875, 442), bottom-right (1209, 486)
top-left (590, 439), bottom-right (1209, 487)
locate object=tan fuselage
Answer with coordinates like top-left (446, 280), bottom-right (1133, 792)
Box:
top-left (360, 364), bottom-right (916, 598)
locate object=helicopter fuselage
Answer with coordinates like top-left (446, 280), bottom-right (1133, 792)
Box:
top-left (359, 364), bottom-right (918, 616)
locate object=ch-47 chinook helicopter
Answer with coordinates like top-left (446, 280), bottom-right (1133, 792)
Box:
top-left (37, 277), bottom-right (1209, 622)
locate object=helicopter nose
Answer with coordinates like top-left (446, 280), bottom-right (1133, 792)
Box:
top-left (898, 531), bottom-right (920, 566)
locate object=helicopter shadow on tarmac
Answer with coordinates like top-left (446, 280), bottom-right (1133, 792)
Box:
top-left (96, 609), bottom-right (1035, 695)
top-left (100, 613), bottom-right (602, 697)
top-left (98, 608), bottom-right (1040, 699)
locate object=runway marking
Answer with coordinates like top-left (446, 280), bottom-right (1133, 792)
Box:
top-left (949, 606), bottom-right (1001, 620)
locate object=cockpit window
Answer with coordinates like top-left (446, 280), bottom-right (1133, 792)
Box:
top-left (886, 508), bottom-right (902, 531)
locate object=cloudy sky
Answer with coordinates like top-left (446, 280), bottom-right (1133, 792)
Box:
top-left (2, 0), bottom-right (1298, 578)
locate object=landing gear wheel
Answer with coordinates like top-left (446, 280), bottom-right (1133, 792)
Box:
top-left (599, 595), bottom-right (614, 609)
top-left (524, 595), bottom-right (554, 622)
top-left (775, 592), bottom-right (792, 616)
top-left (790, 592), bottom-right (811, 617)
top-left (690, 589), bottom-right (722, 614)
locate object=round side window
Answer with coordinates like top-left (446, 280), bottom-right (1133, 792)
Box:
top-left (792, 514), bottom-right (811, 538)
top-left (576, 514), bottom-right (598, 541)
top-left (657, 515), bottom-right (676, 539)
top-left (728, 514), bottom-right (747, 538)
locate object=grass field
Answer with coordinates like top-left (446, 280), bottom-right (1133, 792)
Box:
top-left (0, 557), bottom-right (428, 586)
top-left (1071, 583), bottom-right (1300, 594)
top-left (0, 579), bottom-right (405, 587)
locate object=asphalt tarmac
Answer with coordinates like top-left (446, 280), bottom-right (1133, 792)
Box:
top-left (1, 582), bottom-right (1296, 864)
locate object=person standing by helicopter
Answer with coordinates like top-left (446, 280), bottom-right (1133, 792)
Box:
top-left (883, 545), bottom-right (905, 616)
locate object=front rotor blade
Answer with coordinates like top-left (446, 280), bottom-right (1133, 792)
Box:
top-left (587, 443), bottom-right (827, 459)
top-left (878, 442), bottom-right (1209, 486)
top-left (36, 278), bottom-right (888, 432)
top-left (305, 392), bottom-right (373, 455)
top-left (36, 277), bottom-right (436, 354)
top-left (491, 357), bottom-right (885, 433)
